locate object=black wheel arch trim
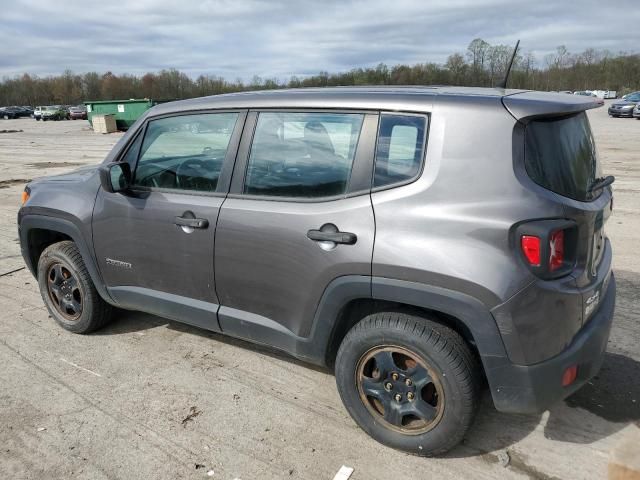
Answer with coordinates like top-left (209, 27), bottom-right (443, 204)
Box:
top-left (18, 213), bottom-right (115, 304)
top-left (303, 276), bottom-right (514, 410)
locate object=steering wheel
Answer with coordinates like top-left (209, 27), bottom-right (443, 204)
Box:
top-left (175, 158), bottom-right (216, 190)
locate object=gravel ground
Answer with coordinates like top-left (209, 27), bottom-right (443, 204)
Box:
top-left (0, 103), bottom-right (638, 480)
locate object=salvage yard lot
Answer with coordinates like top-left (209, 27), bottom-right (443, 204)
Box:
top-left (0, 104), bottom-right (638, 480)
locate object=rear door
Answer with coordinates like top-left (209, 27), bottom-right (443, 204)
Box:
top-left (214, 110), bottom-right (378, 343)
top-left (93, 111), bottom-right (245, 330)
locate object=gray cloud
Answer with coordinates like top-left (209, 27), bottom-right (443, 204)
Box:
top-left (1, 0), bottom-right (639, 79)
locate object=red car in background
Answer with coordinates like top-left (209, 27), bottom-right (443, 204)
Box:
top-left (69, 106), bottom-right (87, 120)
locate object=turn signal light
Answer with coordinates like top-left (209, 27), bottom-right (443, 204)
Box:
top-left (521, 235), bottom-right (541, 267)
top-left (562, 365), bottom-right (578, 387)
top-left (21, 190), bottom-right (30, 205)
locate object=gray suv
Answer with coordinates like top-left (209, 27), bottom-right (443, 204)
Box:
top-left (18, 87), bottom-right (616, 456)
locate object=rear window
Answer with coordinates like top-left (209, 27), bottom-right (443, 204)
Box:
top-left (524, 112), bottom-right (601, 201)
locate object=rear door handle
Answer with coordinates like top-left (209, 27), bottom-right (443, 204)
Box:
top-left (174, 216), bottom-right (209, 229)
top-left (307, 229), bottom-right (357, 245)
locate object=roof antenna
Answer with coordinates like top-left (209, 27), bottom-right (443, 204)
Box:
top-left (497, 39), bottom-right (520, 89)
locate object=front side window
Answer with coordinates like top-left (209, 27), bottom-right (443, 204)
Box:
top-left (374, 114), bottom-right (427, 188)
top-left (244, 112), bottom-right (364, 198)
top-left (133, 112), bottom-right (239, 192)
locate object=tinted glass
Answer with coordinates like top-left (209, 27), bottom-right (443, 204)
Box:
top-left (121, 132), bottom-right (143, 168)
top-left (133, 113), bottom-right (238, 192)
top-left (374, 114), bottom-right (427, 187)
top-left (525, 112), bottom-right (601, 201)
top-left (244, 112), bottom-right (364, 198)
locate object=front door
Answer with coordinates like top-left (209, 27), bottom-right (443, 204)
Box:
top-left (214, 110), bottom-right (377, 343)
top-left (93, 111), bottom-right (245, 330)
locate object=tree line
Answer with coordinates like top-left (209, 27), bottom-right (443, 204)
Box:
top-left (1, 39), bottom-right (638, 106)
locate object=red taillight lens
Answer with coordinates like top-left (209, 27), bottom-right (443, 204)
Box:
top-left (549, 229), bottom-right (565, 271)
top-left (562, 365), bottom-right (578, 387)
top-left (521, 235), bottom-right (541, 266)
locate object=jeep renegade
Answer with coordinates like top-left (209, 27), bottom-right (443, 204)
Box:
top-left (18, 87), bottom-right (616, 455)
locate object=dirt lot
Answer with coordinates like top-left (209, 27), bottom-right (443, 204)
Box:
top-left (0, 105), bottom-right (638, 480)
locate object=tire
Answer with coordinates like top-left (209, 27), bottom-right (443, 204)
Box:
top-left (335, 312), bottom-right (480, 456)
top-left (37, 241), bottom-right (113, 334)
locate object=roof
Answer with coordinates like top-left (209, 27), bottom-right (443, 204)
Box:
top-left (147, 86), bottom-right (600, 120)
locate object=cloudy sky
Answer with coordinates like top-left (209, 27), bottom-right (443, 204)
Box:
top-left (2, 0), bottom-right (639, 80)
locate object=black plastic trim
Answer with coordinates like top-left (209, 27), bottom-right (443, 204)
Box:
top-left (108, 286), bottom-right (221, 332)
top-left (18, 213), bottom-right (114, 303)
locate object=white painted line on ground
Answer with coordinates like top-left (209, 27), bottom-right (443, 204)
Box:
top-left (59, 357), bottom-right (102, 377)
top-left (332, 465), bottom-right (354, 480)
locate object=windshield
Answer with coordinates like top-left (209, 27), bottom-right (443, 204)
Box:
top-left (524, 112), bottom-right (601, 201)
top-left (625, 94), bottom-right (640, 102)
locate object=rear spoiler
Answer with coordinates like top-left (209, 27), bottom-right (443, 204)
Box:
top-left (502, 91), bottom-right (600, 123)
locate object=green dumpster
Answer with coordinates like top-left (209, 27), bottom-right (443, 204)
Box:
top-left (84, 99), bottom-right (156, 130)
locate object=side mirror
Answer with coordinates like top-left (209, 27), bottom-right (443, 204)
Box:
top-left (99, 162), bottom-right (132, 193)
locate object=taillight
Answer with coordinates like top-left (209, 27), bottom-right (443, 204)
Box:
top-left (516, 219), bottom-right (576, 279)
top-left (521, 235), bottom-right (541, 266)
top-left (549, 229), bottom-right (564, 271)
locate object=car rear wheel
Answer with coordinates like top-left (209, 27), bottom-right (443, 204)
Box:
top-left (335, 312), bottom-right (480, 456)
top-left (37, 241), bottom-right (113, 334)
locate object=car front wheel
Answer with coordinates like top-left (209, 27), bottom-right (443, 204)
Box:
top-left (37, 241), bottom-right (113, 334)
top-left (335, 311), bottom-right (480, 456)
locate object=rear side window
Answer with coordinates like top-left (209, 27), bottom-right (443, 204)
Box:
top-left (244, 112), bottom-right (364, 198)
top-left (525, 112), bottom-right (601, 201)
top-left (374, 114), bottom-right (427, 188)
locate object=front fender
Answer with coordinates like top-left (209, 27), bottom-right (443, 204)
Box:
top-left (18, 212), bottom-right (114, 304)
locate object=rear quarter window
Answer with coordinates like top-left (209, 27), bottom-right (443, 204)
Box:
top-left (374, 114), bottom-right (427, 188)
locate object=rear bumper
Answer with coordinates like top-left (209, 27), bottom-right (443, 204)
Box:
top-left (490, 272), bottom-right (616, 413)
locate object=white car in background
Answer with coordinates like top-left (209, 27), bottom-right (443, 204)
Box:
top-left (591, 90), bottom-right (617, 99)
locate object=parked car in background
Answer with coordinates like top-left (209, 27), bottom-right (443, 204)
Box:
top-left (633, 103), bottom-right (640, 119)
top-left (21, 106), bottom-right (34, 117)
top-left (69, 105), bottom-right (87, 120)
top-left (41, 105), bottom-right (66, 121)
top-left (592, 90), bottom-right (617, 99)
top-left (0, 107), bottom-right (18, 119)
top-left (574, 91), bottom-right (604, 106)
top-left (59, 106), bottom-right (71, 120)
top-left (608, 92), bottom-right (640, 117)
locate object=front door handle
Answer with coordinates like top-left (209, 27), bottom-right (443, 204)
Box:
top-left (175, 216), bottom-right (209, 229)
top-left (307, 229), bottom-right (357, 245)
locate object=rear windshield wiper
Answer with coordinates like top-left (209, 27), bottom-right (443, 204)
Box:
top-left (589, 175), bottom-right (615, 193)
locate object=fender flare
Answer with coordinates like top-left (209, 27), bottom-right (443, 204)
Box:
top-left (18, 214), bottom-right (114, 304)
top-left (303, 276), bottom-right (513, 409)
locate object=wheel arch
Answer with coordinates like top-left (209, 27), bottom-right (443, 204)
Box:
top-left (304, 276), bottom-right (512, 408)
top-left (19, 214), bottom-right (114, 304)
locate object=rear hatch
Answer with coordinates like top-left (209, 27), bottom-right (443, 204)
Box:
top-left (504, 92), bottom-right (613, 328)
